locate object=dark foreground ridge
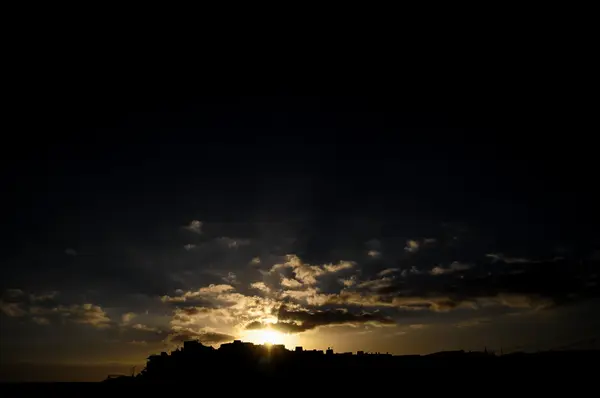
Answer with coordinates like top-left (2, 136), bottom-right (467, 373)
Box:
top-left (103, 340), bottom-right (600, 384)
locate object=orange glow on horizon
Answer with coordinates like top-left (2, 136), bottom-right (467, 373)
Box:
top-left (240, 326), bottom-right (297, 348)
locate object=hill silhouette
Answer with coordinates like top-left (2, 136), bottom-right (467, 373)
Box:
top-left (103, 339), bottom-right (600, 385)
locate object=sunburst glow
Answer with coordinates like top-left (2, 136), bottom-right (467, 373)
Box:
top-left (241, 327), bottom-right (296, 347)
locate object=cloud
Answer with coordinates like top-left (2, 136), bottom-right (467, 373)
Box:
top-left (357, 277), bottom-right (394, 291)
top-left (250, 257), bottom-right (261, 265)
top-left (167, 328), bottom-right (235, 345)
top-left (184, 220), bottom-right (203, 234)
top-left (485, 253), bottom-right (563, 264)
top-left (30, 291), bottom-right (59, 302)
top-left (367, 250), bottom-right (381, 258)
top-left (121, 312), bottom-right (136, 324)
top-left (223, 272), bottom-right (237, 284)
top-left (1, 289), bottom-right (112, 327)
top-left (400, 266), bottom-right (422, 277)
top-left (167, 287), bottom-right (283, 335)
top-left (281, 278), bottom-right (303, 289)
top-left (65, 248), bottom-right (78, 256)
top-left (430, 262), bottom-right (471, 275)
top-left (269, 255), bottom-right (355, 286)
top-left (486, 253), bottom-right (534, 264)
top-left (128, 340), bottom-right (148, 345)
top-left (280, 288), bottom-right (332, 306)
top-left (161, 284), bottom-right (235, 303)
top-left (183, 244), bottom-right (197, 251)
top-left (246, 307), bottom-right (395, 333)
top-left (404, 238), bottom-right (436, 253)
top-left (216, 237), bottom-right (251, 249)
top-left (404, 240), bottom-right (420, 253)
top-left (323, 261), bottom-right (354, 273)
top-left (377, 268), bottom-right (400, 277)
top-left (57, 304), bottom-right (111, 328)
top-left (322, 257), bottom-right (587, 311)
top-left (0, 301), bottom-right (27, 317)
top-left (131, 323), bottom-right (159, 333)
top-left (250, 282), bottom-right (270, 293)
top-left (339, 277), bottom-right (357, 287)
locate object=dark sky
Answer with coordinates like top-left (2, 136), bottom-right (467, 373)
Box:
top-left (1, 93), bottom-right (599, 381)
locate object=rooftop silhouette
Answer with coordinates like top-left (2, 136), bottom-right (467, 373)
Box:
top-left (104, 339), bottom-right (600, 383)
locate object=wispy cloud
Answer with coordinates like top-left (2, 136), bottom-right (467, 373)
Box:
top-left (485, 253), bottom-right (563, 264)
top-left (377, 268), bottom-right (399, 277)
top-left (368, 250), bottom-right (381, 258)
top-left (430, 262), bottom-right (471, 275)
top-left (268, 255), bottom-right (355, 286)
top-left (404, 240), bottom-right (420, 253)
top-left (184, 220), bottom-right (203, 234)
top-left (121, 312), bottom-right (136, 324)
top-left (216, 237), bottom-right (251, 249)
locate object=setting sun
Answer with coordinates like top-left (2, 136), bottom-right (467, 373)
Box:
top-left (241, 327), bottom-right (296, 347)
top-left (258, 330), bottom-right (283, 345)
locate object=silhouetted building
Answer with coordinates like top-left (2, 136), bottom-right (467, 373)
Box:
top-left (107, 339), bottom-right (600, 383)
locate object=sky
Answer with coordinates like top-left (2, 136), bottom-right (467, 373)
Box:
top-left (1, 95), bottom-right (599, 381)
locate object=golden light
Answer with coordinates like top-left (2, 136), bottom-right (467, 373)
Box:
top-left (241, 326), bottom-right (297, 347)
top-left (257, 329), bottom-right (283, 345)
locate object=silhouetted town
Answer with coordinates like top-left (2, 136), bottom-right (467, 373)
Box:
top-left (104, 339), bottom-right (600, 383)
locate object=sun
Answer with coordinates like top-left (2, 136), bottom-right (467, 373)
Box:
top-left (242, 327), bottom-right (291, 346)
top-left (258, 329), bottom-right (283, 345)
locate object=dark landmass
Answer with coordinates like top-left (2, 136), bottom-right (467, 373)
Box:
top-left (101, 339), bottom-right (598, 385)
top-left (3, 339), bottom-right (597, 392)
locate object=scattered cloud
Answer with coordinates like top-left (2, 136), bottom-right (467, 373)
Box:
top-left (131, 323), bottom-right (160, 333)
top-left (486, 253), bottom-right (534, 264)
top-left (216, 237), bottom-right (251, 249)
top-left (430, 262), bottom-right (471, 275)
top-left (269, 255), bottom-right (354, 286)
top-left (378, 268), bottom-right (400, 277)
top-left (121, 312), bottom-right (137, 324)
top-left (404, 238), bottom-right (436, 253)
top-left (184, 220), bottom-right (203, 234)
top-left (281, 278), bottom-right (303, 289)
top-left (161, 284), bottom-right (235, 303)
top-left (339, 277), bottom-right (357, 287)
top-left (250, 282), bottom-right (270, 293)
top-left (247, 307), bottom-right (395, 333)
top-left (223, 272), bottom-right (237, 284)
top-left (57, 304), bottom-right (111, 328)
top-left (167, 327), bottom-right (235, 345)
top-left (30, 291), bottom-right (59, 302)
top-left (485, 253), bottom-right (563, 264)
top-left (367, 250), bottom-right (381, 258)
top-left (250, 257), bottom-right (261, 265)
top-left (128, 340), bottom-right (148, 345)
top-left (1, 290), bottom-right (111, 328)
top-left (404, 240), bottom-right (420, 253)
top-left (0, 301), bottom-right (27, 317)
top-left (400, 266), bottom-right (422, 277)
